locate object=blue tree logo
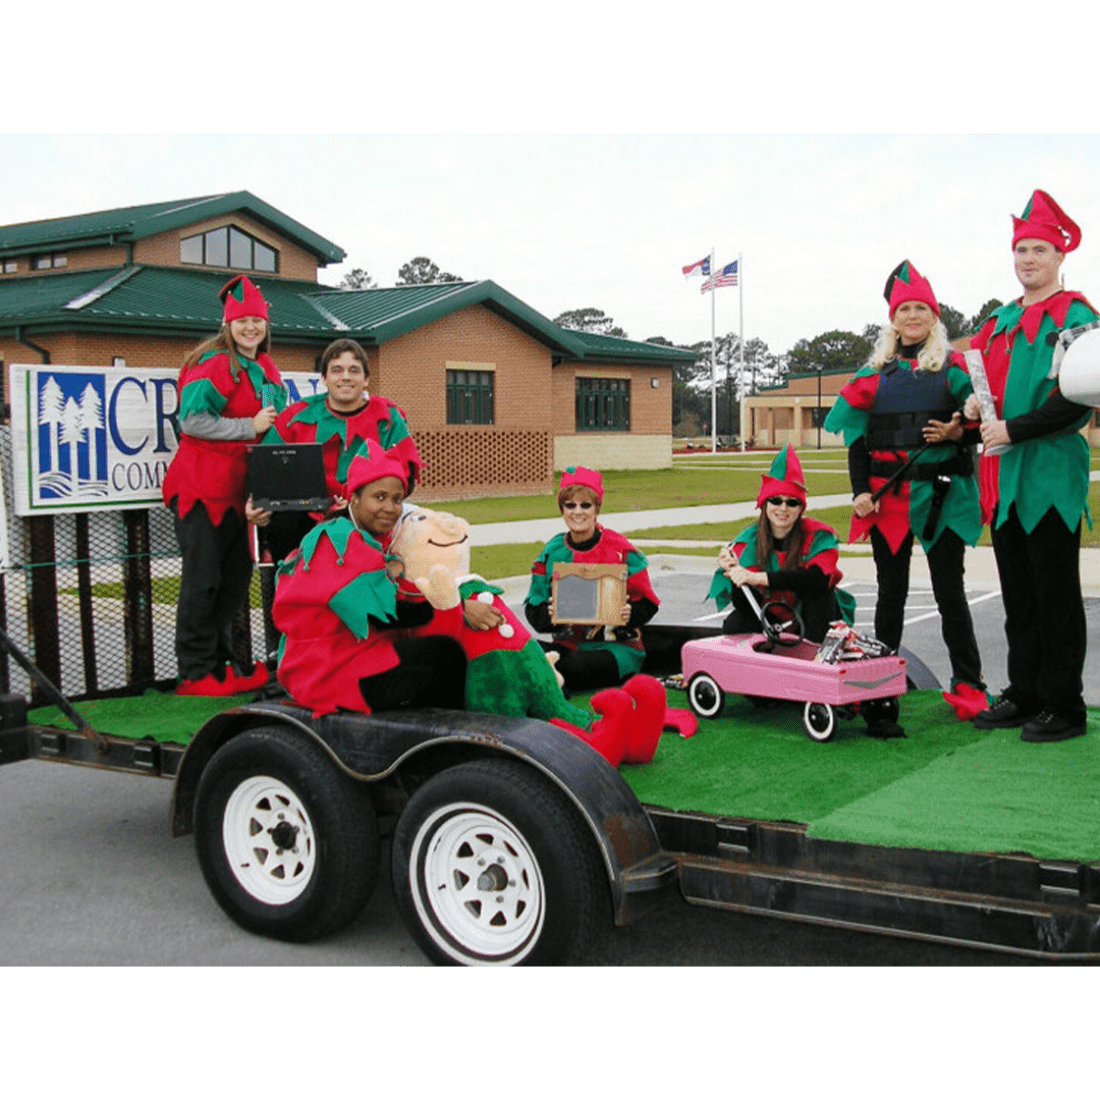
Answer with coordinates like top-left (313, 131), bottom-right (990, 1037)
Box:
top-left (37, 373), bottom-right (108, 500)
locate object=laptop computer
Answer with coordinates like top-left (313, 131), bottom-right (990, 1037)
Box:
top-left (247, 443), bottom-right (330, 512)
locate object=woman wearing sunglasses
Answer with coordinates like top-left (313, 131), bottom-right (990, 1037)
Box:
top-left (708, 445), bottom-right (855, 643)
top-left (525, 466), bottom-right (659, 691)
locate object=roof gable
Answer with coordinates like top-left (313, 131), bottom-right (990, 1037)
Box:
top-left (0, 192), bottom-right (345, 264)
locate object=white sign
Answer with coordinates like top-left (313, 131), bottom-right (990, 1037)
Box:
top-left (8, 364), bottom-right (323, 517)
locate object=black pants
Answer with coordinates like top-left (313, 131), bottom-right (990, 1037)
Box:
top-left (543, 645), bottom-right (622, 692)
top-left (721, 585), bottom-right (841, 644)
top-left (870, 526), bottom-right (984, 689)
top-left (358, 637), bottom-right (467, 711)
top-left (263, 510), bottom-right (317, 566)
top-left (173, 503), bottom-right (253, 681)
top-left (991, 505), bottom-right (1086, 723)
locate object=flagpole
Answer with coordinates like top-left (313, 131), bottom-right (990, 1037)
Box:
top-left (710, 247), bottom-right (717, 455)
top-left (738, 253), bottom-right (746, 452)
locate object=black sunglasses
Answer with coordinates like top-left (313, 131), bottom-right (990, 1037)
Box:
top-left (563, 501), bottom-right (595, 511)
top-left (766, 496), bottom-right (802, 508)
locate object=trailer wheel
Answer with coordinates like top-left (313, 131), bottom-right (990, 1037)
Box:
top-left (803, 701), bottom-right (836, 742)
top-left (687, 672), bottom-right (725, 719)
top-left (392, 759), bottom-right (607, 966)
top-left (194, 726), bottom-right (379, 942)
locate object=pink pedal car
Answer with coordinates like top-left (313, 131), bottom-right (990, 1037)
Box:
top-left (680, 601), bottom-right (907, 742)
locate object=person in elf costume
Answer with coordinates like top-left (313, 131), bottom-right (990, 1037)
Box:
top-left (824, 261), bottom-right (987, 719)
top-left (707, 445), bottom-right (856, 645)
top-left (162, 275), bottom-right (288, 697)
top-left (271, 442), bottom-right (466, 717)
top-left (525, 467), bottom-right (660, 692)
top-left (964, 190), bottom-right (1097, 743)
top-left (388, 505), bottom-right (696, 766)
top-left (250, 338), bottom-right (423, 565)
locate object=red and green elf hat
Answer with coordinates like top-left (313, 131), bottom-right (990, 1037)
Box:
top-left (219, 274), bottom-right (270, 321)
top-left (757, 444), bottom-right (807, 508)
top-left (559, 465), bottom-right (604, 504)
top-left (884, 260), bottom-right (939, 318)
top-left (345, 440), bottom-right (409, 497)
top-left (1012, 189), bottom-right (1081, 253)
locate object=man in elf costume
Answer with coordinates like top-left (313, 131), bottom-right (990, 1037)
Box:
top-left (256, 338), bottom-right (422, 564)
top-left (824, 261), bottom-right (987, 718)
top-left (389, 505), bottom-right (696, 766)
top-left (966, 190), bottom-right (1097, 743)
top-left (707, 445), bottom-right (856, 642)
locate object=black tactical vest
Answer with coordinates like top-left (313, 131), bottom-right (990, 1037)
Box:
top-left (866, 359), bottom-right (958, 450)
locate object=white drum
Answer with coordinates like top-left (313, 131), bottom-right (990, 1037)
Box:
top-left (1058, 325), bottom-right (1100, 407)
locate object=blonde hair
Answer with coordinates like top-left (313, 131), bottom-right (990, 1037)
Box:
top-left (867, 317), bottom-right (949, 373)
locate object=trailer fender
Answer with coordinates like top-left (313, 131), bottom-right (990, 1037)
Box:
top-left (170, 701), bottom-right (674, 925)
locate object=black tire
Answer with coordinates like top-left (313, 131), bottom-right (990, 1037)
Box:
top-left (803, 701), bottom-right (836, 742)
top-left (194, 726), bottom-right (379, 943)
top-left (391, 759), bottom-right (608, 966)
top-left (687, 672), bottom-right (725, 719)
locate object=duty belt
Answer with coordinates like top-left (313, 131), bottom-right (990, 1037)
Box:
top-left (869, 450), bottom-right (973, 482)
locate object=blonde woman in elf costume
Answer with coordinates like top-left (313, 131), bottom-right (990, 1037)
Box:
top-left (271, 442), bottom-right (467, 717)
top-left (250, 338), bottom-right (423, 565)
top-left (524, 467), bottom-right (660, 692)
top-left (964, 190), bottom-right (1097, 743)
top-left (708, 445), bottom-right (855, 644)
top-left (162, 275), bottom-right (288, 697)
top-left (824, 261), bottom-right (987, 719)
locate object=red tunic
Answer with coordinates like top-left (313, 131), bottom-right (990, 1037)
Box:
top-left (162, 350), bottom-right (284, 524)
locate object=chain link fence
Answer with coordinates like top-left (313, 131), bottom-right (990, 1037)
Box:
top-left (0, 426), bottom-right (276, 704)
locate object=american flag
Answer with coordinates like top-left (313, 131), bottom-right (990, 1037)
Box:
top-left (701, 259), bottom-right (738, 292)
top-left (682, 256), bottom-right (710, 278)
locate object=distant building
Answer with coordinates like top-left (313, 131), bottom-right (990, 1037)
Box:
top-left (0, 192), bottom-right (697, 500)
top-left (740, 368), bottom-right (849, 450)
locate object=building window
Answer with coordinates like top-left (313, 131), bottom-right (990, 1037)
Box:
top-left (576, 377), bottom-right (630, 431)
top-left (32, 253), bottom-right (67, 270)
top-left (446, 369), bottom-right (494, 424)
top-left (180, 225), bottom-right (278, 273)
top-left (2, 260), bottom-right (17, 274)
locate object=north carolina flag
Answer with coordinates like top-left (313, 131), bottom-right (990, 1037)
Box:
top-left (701, 260), bottom-right (738, 293)
top-left (682, 256), bottom-right (710, 278)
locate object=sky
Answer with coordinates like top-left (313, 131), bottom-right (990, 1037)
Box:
top-left (11, 132), bottom-right (1100, 359)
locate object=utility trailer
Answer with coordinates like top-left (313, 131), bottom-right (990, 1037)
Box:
top-left (2, 624), bottom-right (1098, 964)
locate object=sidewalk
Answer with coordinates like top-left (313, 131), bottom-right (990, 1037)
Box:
top-left (471, 495), bottom-right (1100, 600)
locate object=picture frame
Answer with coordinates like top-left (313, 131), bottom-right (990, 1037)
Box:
top-left (551, 562), bottom-right (628, 626)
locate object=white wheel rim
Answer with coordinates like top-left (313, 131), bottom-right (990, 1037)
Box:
top-left (804, 702), bottom-right (835, 741)
top-left (222, 775), bottom-right (317, 905)
top-left (410, 804), bottom-right (546, 965)
top-left (689, 675), bottom-right (722, 719)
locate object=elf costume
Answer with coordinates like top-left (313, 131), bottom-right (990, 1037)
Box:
top-left (272, 446), bottom-right (464, 717)
top-left (525, 467), bottom-right (660, 689)
top-left (707, 445), bottom-right (856, 640)
top-left (824, 262), bottom-right (986, 711)
top-left (163, 275), bottom-right (287, 697)
top-left (970, 190), bottom-right (1097, 741)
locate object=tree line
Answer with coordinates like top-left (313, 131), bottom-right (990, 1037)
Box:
top-left (333, 257), bottom-right (1002, 439)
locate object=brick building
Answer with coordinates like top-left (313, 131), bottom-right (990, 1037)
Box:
top-left (0, 192), bottom-right (697, 500)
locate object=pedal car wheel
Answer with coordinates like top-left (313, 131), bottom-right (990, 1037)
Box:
top-left (687, 672), bottom-right (725, 719)
top-left (760, 601), bottom-right (805, 648)
top-left (803, 701), bottom-right (836, 742)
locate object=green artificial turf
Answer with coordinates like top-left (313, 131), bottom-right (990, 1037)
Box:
top-left (30, 686), bottom-right (1100, 862)
top-left (28, 689), bottom-right (258, 744)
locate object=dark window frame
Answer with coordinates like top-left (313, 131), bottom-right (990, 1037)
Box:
top-left (575, 376), bottom-right (630, 432)
top-left (446, 369), bottom-right (495, 425)
top-left (180, 224), bottom-right (279, 273)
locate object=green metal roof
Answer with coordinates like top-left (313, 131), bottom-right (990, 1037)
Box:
top-left (0, 265), bottom-right (698, 366)
top-left (0, 193), bottom-right (345, 264)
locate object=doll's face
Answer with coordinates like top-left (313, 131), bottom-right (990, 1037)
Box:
top-left (388, 506), bottom-right (472, 580)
